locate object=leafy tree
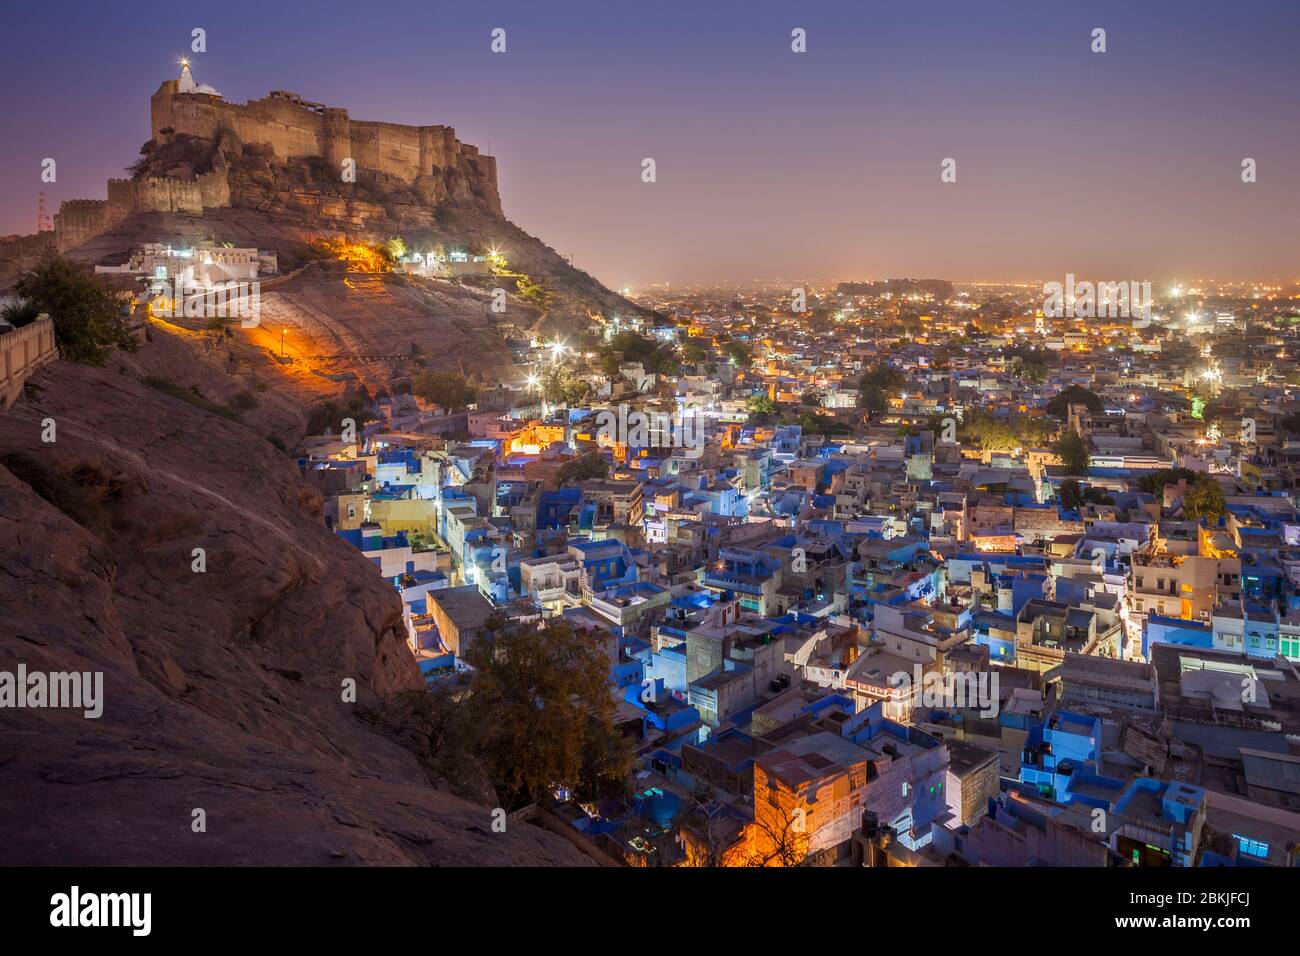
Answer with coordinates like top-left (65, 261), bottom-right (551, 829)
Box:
top-left (541, 366), bottom-right (589, 406)
top-left (462, 616), bottom-right (634, 810)
top-left (14, 257), bottom-right (137, 364)
top-left (1019, 360), bottom-right (1048, 384)
top-left (515, 273), bottom-right (552, 308)
top-left (680, 338), bottom-right (710, 365)
top-left (1053, 428), bottom-right (1090, 474)
top-left (311, 236), bottom-right (392, 273)
top-left (1183, 478), bottom-right (1226, 522)
top-left (1046, 386), bottom-right (1102, 418)
top-left (611, 331), bottom-right (676, 373)
top-left (1059, 478), bottom-right (1083, 511)
top-left (798, 411), bottom-right (847, 436)
top-left (801, 390), bottom-right (822, 407)
top-left (305, 395), bottom-right (371, 435)
top-left (1014, 416), bottom-right (1059, 448)
top-left (960, 409), bottom-right (1023, 454)
top-left (745, 394), bottom-right (777, 420)
top-left (383, 236), bottom-right (408, 263)
top-left (724, 341), bottom-right (753, 368)
top-left (1137, 467), bottom-right (1200, 498)
top-left (1084, 486), bottom-right (1115, 506)
top-left (600, 351), bottom-right (623, 378)
top-left (412, 371), bottom-right (477, 411)
top-left (857, 364), bottom-right (906, 416)
top-left (556, 451), bottom-right (609, 486)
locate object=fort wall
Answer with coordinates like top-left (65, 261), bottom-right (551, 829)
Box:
top-left (53, 199), bottom-right (126, 253)
top-left (149, 81), bottom-right (499, 201)
top-left (53, 76), bottom-right (501, 254)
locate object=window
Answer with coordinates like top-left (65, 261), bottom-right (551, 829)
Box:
top-left (1234, 835), bottom-right (1269, 859)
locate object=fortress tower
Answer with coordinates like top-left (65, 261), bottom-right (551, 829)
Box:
top-left (320, 108), bottom-right (353, 171)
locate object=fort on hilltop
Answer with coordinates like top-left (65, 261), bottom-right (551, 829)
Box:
top-left (53, 63), bottom-right (501, 253)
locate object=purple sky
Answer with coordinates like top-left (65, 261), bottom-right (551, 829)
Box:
top-left (2, 0), bottom-right (1298, 287)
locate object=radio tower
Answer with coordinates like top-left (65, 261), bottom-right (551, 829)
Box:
top-left (37, 191), bottom-right (53, 233)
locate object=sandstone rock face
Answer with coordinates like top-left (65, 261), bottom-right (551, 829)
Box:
top-left (0, 354), bottom-right (590, 865)
top-left (54, 195), bottom-right (655, 396)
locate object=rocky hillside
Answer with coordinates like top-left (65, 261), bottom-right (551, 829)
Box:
top-left (0, 335), bottom-right (590, 865)
top-left (0, 109), bottom-right (657, 865)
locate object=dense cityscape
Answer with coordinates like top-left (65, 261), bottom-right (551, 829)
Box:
top-left (308, 271), bottom-right (1300, 867)
top-left (0, 3), bottom-right (1296, 938)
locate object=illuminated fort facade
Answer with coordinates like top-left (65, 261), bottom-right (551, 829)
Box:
top-left (54, 64), bottom-right (501, 252)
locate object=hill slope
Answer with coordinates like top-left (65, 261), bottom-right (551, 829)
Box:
top-left (0, 337), bottom-right (590, 865)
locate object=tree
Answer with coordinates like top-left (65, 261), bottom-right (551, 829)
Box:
top-left (858, 364), bottom-right (906, 417)
top-left (15, 257), bottom-right (137, 365)
top-left (745, 394), bottom-right (777, 420)
top-left (1046, 386), bottom-right (1102, 418)
top-left (680, 338), bottom-right (710, 365)
top-left (462, 616), bottom-right (634, 810)
top-left (1053, 429), bottom-right (1090, 474)
top-left (1019, 360), bottom-right (1048, 384)
top-left (382, 236), bottom-right (408, 264)
top-left (961, 410), bottom-right (1018, 455)
top-left (412, 371), bottom-right (477, 411)
top-left (556, 451), bottom-right (609, 486)
top-left (0, 300), bottom-right (42, 328)
top-left (1137, 467), bottom-right (1200, 498)
top-left (541, 366), bottom-right (589, 406)
top-left (305, 394), bottom-right (371, 435)
top-left (1014, 416), bottom-right (1059, 448)
top-left (600, 351), bottom-right (623, 378)
top-left (744, 805), bottom-right (833, 868)
top-left (515, 273), bottom-right (552, 308)
top-left (1183, 478), bottom-right (1226, 522)
top-left (1059, 478), bottom-right (1083, 511)
top-left (801, 390), bottom-right (822, 407)
top-left (605, 330), bottom-right (678, 375)
top-left (724, 341), bottom-right (752, 368)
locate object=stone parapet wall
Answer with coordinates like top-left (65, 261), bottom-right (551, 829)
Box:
top-left (0, 317), bottom-right (58, 409)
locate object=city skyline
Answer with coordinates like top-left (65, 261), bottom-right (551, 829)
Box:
top-left (3, 0), bottom-right (1300, 892)
top-left (2, 0), bottom-right (1299, 288)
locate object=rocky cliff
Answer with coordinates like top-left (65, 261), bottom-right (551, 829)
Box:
top-left (0, 335), bottom-right (590, 865)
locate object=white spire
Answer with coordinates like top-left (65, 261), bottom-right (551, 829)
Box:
top-left (176, 59), bottom-right (220, 97)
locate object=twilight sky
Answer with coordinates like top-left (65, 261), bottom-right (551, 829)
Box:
top-left (2, 0), bottom-right (1298, 288)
